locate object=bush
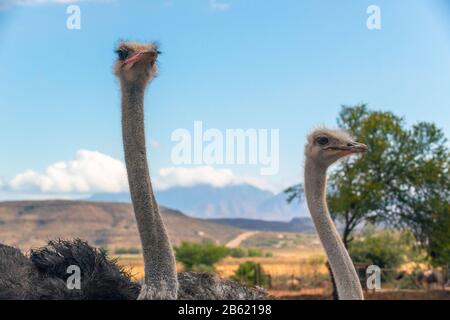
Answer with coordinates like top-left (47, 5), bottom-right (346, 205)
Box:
top-left (228, 247), bottom-right (267, 258)
top-left (228, 247), bottom-right (248, 258)
top-left (231, 262), bottom-right (271, 288)
top-left (174, 241), bottom-right (273, 272)
top-left (247, 248), bottom-right (264, 257)
top-left (174, 241), bottom-right (229, 271)
top-left (348, 229), bottom-right (423, 269)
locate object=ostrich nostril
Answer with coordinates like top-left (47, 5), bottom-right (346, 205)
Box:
top-left (347, 143), bottom-right (354, 147)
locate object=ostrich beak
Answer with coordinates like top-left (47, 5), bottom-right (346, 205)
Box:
top-left (326, 142), bottom-right (368, 154)
top-left (123, 50), bottom-right (157, 66)
top-left (348, 142), bottom-right (368, 153)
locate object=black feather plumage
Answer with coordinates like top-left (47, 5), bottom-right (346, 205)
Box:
top-left (0, 239), bottom-right (268, 300)
top-left (0, 240), bottom-right (140, 300)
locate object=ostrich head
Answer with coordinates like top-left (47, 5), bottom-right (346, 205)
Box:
top-left (305, 128), bottom-right (367, 168)
top-left (114, 41), bottom-right (159, 85)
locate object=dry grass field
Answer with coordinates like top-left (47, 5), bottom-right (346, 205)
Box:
top-left (117, 253), bottom-right (449, 300)
top-left (116, 247), bottom-right (328, 281)
top-left (117, 232), bottom-right (328, 281)
top-left (215, 248), bottom-right (327, 278)
top-left (115, 231), bottom-right (450, 300)
top-left (115, 236), bottom-right (336, 298)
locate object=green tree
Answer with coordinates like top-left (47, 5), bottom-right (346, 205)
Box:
top-left (174, 241), bottom-right (229, 272)
top-left (328, 105), bottom-right (408, 247)
top-left (390, 123), bottom-right (450, 268)
top-left (428, 210), bottom-right (450, 268)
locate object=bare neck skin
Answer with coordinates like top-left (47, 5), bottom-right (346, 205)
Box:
top-left (304, 159), bottom-right (364, 300)
top-left (121, 82), bottom-right (178, 299)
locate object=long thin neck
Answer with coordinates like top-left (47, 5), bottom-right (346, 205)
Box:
top-left (304, 159), bottom-right (363, 300)
top-left (121, 82), bottom-right (178, 299)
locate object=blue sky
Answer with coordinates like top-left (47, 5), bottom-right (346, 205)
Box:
top-left (1, 0), bottom-right (450, 199)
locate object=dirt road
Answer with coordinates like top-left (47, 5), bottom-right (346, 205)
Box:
top-left (225, 231), bottom-right (259, 248)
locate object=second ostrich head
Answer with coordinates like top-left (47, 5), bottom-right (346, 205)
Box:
top-left (305, 128), bottom-right (367, 168)
top-left (114, 42), bottom-right (159, 85)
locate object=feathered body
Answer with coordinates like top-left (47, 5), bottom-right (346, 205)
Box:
top-left (0, 240), bottom-right (267, 300)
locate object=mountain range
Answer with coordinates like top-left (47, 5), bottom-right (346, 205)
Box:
top-left (210, 217), bottom-right (315, 233)
top-left (89, 184), bottom-right (309, 221)
top-left (0, 200), bottom-right (315, 252)
top-left (0, 200), bottom-right (242, 251)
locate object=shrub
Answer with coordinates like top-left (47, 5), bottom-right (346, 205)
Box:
top-left (228, 247), bottom-right (267, 258)
top-left (247, 248), bottom-right (264, 257)
top-left (228, 247), bottom-right (248, 258)
top-left (174, 241), bottom-right (229, 271)
top-left (231, 262), bottom-right (271, 288)
top-left (348, 229), bottom-right (423, 269)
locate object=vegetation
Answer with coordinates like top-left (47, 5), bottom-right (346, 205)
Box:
top-left (228, 247), bottom-right (269, 258)
top-left (114, 247), bottom-right (141, 255)
top-left (174, 241), bottom-right (273, 271)
top-left (174, 241), bottom-right (229, 272)
top-left (231, 262), bottom-right (271, 287)
top-left (348, 229), bottom-right (424, 269)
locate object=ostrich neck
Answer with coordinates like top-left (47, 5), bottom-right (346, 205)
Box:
top-left (304, 159), bottom-right (364, 300)
top-left (121, 82), bottom-right (178, 297)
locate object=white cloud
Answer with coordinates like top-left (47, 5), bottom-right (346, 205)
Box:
top-left (2, 0), bottom-right (79, 6)
top-left (7, 151), bottom-right (277, 195)
top-left (155, 166), bottom-right (235, 190)
top-left (154, 165), bottom-right (276, 192)
top-left (1, 0), bottom-right (229, 11)
top-left (9, 150), bottom-right (128, 193)
top-left (0, 0), bottom-right (107, 10)
top-left (209, 0), bottom-right (230, 12)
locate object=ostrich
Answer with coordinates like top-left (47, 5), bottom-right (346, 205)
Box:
top-left (114, 41), bottom-right (178, 300)
top-left (0, 41), bottom-right (267, 300)
top-left (304, 128), bottom-right (367, 300)
top-left (113, 41), bottom-right (267, 300)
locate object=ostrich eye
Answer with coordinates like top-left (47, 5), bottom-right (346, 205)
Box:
top-left (316, 137), bottom-right (329, 146)
top-left (116, 49), bottom-right (129, 61)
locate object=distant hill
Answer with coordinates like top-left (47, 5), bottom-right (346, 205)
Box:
top-left (0, 200), bottom-right (243, 251)
top-left (210, 217), bottom-right (315, 233)
top-left (89, 184), bottom-right (308, 221)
